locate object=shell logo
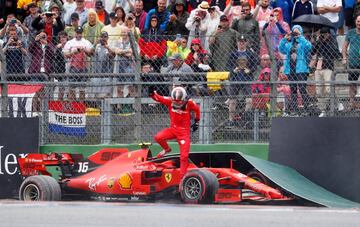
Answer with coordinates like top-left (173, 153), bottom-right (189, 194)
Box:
top-left (118, 173), bottom-right (132, 190)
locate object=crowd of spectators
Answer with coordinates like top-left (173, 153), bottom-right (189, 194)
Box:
top-left (1, 0), bottom-right (360, 119)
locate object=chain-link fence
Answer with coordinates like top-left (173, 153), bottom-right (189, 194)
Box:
top-left (1, 31), bottom-right (360, 145)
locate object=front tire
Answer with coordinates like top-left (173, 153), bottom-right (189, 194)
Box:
top-left (179, 169), bottom-right (219, 204)
top-left (19, 175), bottom-right (62, 201)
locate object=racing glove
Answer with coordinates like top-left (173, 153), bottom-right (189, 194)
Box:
top-left (148, 85), bottom-right (156, 96)
top-left (191, 119), bottom-right (200, 132)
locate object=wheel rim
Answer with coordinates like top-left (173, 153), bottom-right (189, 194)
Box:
top-left (184, 177), bottom-right (202, 200)
top-left (23, 184), bottom-right (40, 201)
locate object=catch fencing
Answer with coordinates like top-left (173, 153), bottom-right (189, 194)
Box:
top-left (0, 32), bottom-right (360, 145)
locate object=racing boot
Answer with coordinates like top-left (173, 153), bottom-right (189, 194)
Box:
top-left (156, 148), bottom-right (172, 159)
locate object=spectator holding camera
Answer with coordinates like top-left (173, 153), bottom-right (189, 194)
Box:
top-left (166, 0), bottom-right (190, 38)
top-left (279, 25), bottom-right (312, 116)
top-left (209, 15), bottom-right (238, 72)
top-left (253, 0), bottom-right (273, 28)
top-left (270, 0), bottom-right (294, 25)
top-left (224, 0), bottom-right (245, 24)
top-left (0, 14), bottom-right (27, 43)
top-left (63, 26), bottom-right (93, 100)
top-left (185, 1), bottom-right (210, 47)
top-left (204, 5), bottom-right (222, 51)
top-left (3, 28), bottom-right (27, 75)
top-left (231, 2), bottom-right (260, 55)
top-left (311, 27), bottom-right (340, 116)
top-left (227, 35), bottom-right (258, 73)
top-left (32, 10), bottom-right (65, 44)
top-left (28, 31), bottom-right (55, 75)
top-left (23, 3), bottom-right (40, 43)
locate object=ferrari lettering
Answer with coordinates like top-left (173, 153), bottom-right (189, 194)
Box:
top-left (85, 174), bottom-right (107, 191)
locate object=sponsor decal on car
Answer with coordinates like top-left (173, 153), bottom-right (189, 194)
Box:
top-left (118, 173), bottom-right (132, 190)
top-left (107, 177), bottom-right (115, 189)
top-left (165, 173), bottom-right (172, 183)
top-left (85, 174), bottom-right (107, 191)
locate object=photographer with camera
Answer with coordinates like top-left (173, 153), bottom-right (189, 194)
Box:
top-left (3, 28), bottom-right (27, 75)
top-left (0, 14), bottom-right (27, 43)
top-left (185, 1), bottom-right (210, 47)
top-left (28, 30), bottom-right (55, 75)
top-left (231, 2), bottom-right (260, 55)
top-left (32, 10), bottom-right (64, 44)
top-left (223, 0), bottom-right (246, 24)
top-left (279, 25), bottom-right (312, 116)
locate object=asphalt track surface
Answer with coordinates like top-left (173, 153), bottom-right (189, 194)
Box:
top-left (0, 200), bottom-right (359, 227)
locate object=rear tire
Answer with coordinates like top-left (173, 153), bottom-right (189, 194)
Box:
top-left (179, 169), bottom-right (219, 204)
top-left (19, 176), bottom-right (62, 201)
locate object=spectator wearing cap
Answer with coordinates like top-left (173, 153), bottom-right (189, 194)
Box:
top-left (23, 3), bottom-right (40, 43)
top-left (63, 25), bottom-right (94, 100)
top-left (166, 0), bottom-right (190, 38)
top-left (187, 0), bottom-right (211, 12)
top-left (204, 5), bottom-right (222, 51)
top-left (144, 0), bottom-right (171, 31)
top-left (132, 0), bottom-right (147, 33)
top-left (90, 30), bottom-right (115, 98)
top-left (39, 2), bottom-right (63, 17)
top-left (112, 0), bottom-right (135, 14)
top-left (209, 14), bottom-right (238, 72)
top-left (139, 14), bottom-right (167, 72)
top-left (292, 0), bottom-right (315, 21)
top-left (95, 0), bottom-right (110, 25)
top-left (227, 35), bottom-right (258, 73)
top-left (231, 2), bottom-right (260, 55)
top-left (225, 55), bottom-right (253, 128)
top-left (74, 0), bottom-right (89, 26)
top-left (82, 9), bottom-right (105, 44)
top-left (65, 12), bottom-right (80, 39)
top-left (63, 0), bottom-right (77, 25)
top-left (101, 12), bottom-right (123, 46)
top-left (32, 9), bottom-right (65, 44)
top-left (185, 1), bottom-right (211, 47)
top-left (122, 13), bottom-right (141, 40)
top-left (185, 38), bottom-right (208, 70)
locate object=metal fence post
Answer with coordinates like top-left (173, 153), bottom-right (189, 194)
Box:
top-left (329, 71), bottom-right (336, 116)
top-left (263, 33), bottom-right (278, 117)
top-left (129, 31), bottom-right (142, 142)
top-left (253, 109), bottom-right (259, 142)
top-left (0, 46), bottom-right (8, 118)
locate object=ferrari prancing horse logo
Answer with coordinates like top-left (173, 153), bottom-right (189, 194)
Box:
top-left (165, 173), bottom-right (172, 183)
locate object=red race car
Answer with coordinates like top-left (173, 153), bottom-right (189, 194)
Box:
top-left (17, 143), bottom-right (293, 204)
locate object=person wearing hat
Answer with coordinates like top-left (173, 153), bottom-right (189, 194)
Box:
top-left (209, 14), bottom-right (238, 71)
top-left (144, 0), bottom-right (171, 31)
top-left (204, 5), bottom-right (222, 51)
top-left (63, 0), bottom-right (77, 26)
top-left (63, 25), bottom-right (94, 101)
top-left (185, 1), bottom-right (210, 47)
top-left (74, 0), bottom-right (89, 26)
top-left (95, 0), bottom-right (110, 25)
top-left (40, 0), bottom-right (64, 13)
top-left (32, 6), bottom-right (65, 44)
top-left (65, 12), bottom-right (80, 39)
top-left (225, 54), bottom-right (253, 128)
top-left (166, 0), bottom-right (189, 38)
top-left (123, 13), bottom-right (141, 41)
top-left (101, 12), bottom-right (123, 45)
top-left (227, 35), bottom-right (258, 73)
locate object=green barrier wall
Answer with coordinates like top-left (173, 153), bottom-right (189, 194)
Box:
top-left (40, 143), bottom-right (269, 160)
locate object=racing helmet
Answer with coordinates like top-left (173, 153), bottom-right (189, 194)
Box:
top-left (171, 86), bottom-right (187, 108)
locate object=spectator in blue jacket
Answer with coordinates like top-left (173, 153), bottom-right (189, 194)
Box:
top-left (144, 0), bottom-right (170, 31)
top-left (279, 24), bottom-right (312, 116)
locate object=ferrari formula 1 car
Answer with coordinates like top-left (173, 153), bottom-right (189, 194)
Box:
top-left (17, 143), bottom-right (294, 204)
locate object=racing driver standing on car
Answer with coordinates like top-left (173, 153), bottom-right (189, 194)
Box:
top-left (149, 86), bottom-right (200, 177)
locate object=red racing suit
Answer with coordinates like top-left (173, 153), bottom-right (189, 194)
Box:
top-left (151, 92), bottom-right (200, 176)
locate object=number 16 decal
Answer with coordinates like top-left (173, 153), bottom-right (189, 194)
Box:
top-left (78, 162), bottom-right (89, 173)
